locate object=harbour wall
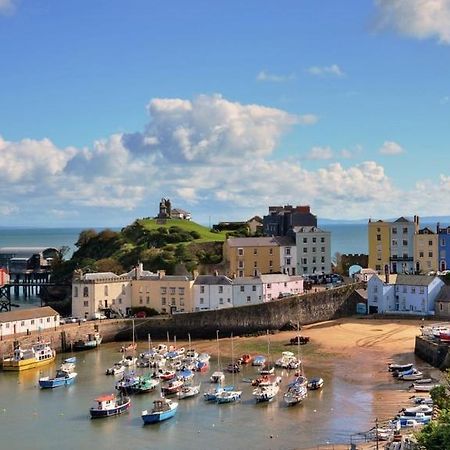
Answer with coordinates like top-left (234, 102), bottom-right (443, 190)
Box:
top-left (0, 282), bottom-right (363, 354)
top-left (415, 335), bottom-right (450, 369)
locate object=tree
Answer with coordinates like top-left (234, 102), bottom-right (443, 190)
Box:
top-left (75, 229), bottom-right (98, 248)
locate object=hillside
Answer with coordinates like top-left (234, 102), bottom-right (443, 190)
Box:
top-left (137, 219), bottom-right (226, 242)
top-left (52, 218), bottom-right (227, 282)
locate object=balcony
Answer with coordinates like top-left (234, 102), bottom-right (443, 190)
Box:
top-left (389, 256), bottom-right (413, 262)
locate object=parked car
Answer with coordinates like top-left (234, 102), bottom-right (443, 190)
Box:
top-left (94, 313), bottom-right (107, 320)
top-left (135, 311), bottom-right (147, 318)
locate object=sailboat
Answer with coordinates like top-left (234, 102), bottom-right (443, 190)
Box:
top-left (259, 330), bottom-right (275, 375)
top-left (283, 322), bottom-right (308, 406)
top-left (216, 333), bottom-right (242, 404)
top-left (210, 330), bottom-right (225, 383)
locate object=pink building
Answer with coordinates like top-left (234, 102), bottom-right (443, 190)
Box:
top-left (0, 268), bottom-right (9, 286)
top-left (260, 274), bottom-right (303, 302)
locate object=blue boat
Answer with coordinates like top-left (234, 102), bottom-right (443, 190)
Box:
top-left (203, 385), bottom-right (235, 401)
top-left (252, 355), bottom-right (266, 366)
top-left (141, 398), bottom-right (178, 424)
top-left (39, 371), bottom-right (77, 389)
top-left (90, 394), bottom-right (131, 418)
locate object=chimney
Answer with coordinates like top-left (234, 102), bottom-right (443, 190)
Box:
top-left (437, 222), bottom-right (440, 234)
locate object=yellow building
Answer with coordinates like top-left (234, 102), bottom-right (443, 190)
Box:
top-left (224, 237), bottom-right (281, 277)
top-left (131, 271), bottom-right (195, 314)
top-left (414, 228), bottom-right (438, 273)
top-left (368, 220), bottom-right (391, 273)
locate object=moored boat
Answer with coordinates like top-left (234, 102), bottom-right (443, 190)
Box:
top-left (203, 385), bottom-right (235, 401)
top-left (73, 332), bottom-right (102, 351)
top-left (388, 362), bottom-right (413, 372)
top-left (141, 398), bottom-right (178, 424)
top-left (252, 355), bottom-right (266, 366)
top-left (178, 383), bottom-right (201, 399)
top-left (216, 389), bottom-right (242, 404)
top-left (133, 375), bottom-right (160, 394)
top-left (106, 362), bottom-right (125, 376)
top-left (238, 354), bottom-right (252, 365)
top-left (39, 371), bottom-right (77, 389)
top-left (2, 342), bottom-right (56, 371)
top-left (120, 343), bottom-right (137, 353)
top-left (307, 377), bottom-right (324, 390)
top-left (210, 371), bottom-right (225, 383)
top-left (253, 383), bottom-right (280, 403)
top-left (161, 379), bottom-right (183, 395)
top-left (89, 393), bottom-right (130, 418)
top-left (410, 383), bottom-right (438, 392)
top-left (283, 383), bottom-right (307, 406)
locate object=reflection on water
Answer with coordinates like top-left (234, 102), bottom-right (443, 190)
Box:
top-left (0, 343), bottom-right (381, 450)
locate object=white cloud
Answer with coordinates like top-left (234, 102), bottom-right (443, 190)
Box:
top-left (123, 94), bottom-right (317, 164)
top-left (306, 146), bottom-right (334, 160)
top-left (256, 70), bottom-right (295, 82)
top-left (0, 0), bottom-right (15, 15)
top-left (307, 64), bottom-right (345, 77)
top-left (379, 140), bottom-right (405, 155)
top-left (375, 0), bottom-right (450, 44)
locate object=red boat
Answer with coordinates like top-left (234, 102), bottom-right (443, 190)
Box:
top-left (161, 379), bottom-right (183, 395)
top-left (439, 332), bottom-right (450, 342)
top-left (238, 354), bottom-right (252, 365)
top-left (158, 370), bottom-right (176, 381)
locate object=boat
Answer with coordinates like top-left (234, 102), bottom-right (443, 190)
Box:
top-left (106, 362), bottom-right (125, 376)
top-left (252, 355), bottom-right (266, 366)
top-left (2, 341), bottom-right (56, 371)
top-left (158, 370), bottom-right (176, 381)
top-left (210, 330), bottom-right (225, 383)
top-left (141, 398), bottom-right (178, 424)
top-left (275, 351), bottom-right (298, 369)
top-left (411, 383), bottom-right (438, 392)
top-left (194, 360), bottom-right (209, 373)
top-left (115, 373), bottom-right (140, 393)
top-left (307, 377), bottom-right (324, 390)
top-left (120, 343), bottom-right (137, 353)
top-left (72, 332), bottom-right (102, 351)
top-left (388, 363), bottom-right (413, 372)
top-left (253, 383), bottom-right (280, 403)
top-left (259, 330), bottom-right (275, 375)
top-left (203, 385), bottom-right (235, 401)
top-left (283, 383), bottom-right (308, 406)
top-left (410, 396), bottom-right (433, 405)
top-left (400, 405), bottom-right (433, 416)
top-left (238, 354), bottom-right (252, 365)
top-left (397, 412), bottom-right (431, 425)
top-left (39, 362), bottom-right (77, 389)
top-left (64, 357), bottom-right (77, 364)
top-left (252, 374), bottom-right (282, 386)
top-left (226, 362), bottom-right (240, 373)
top-left (89, 393), bottom-right (131, 418)
top-left (178, 383), bottom-right (201, 399)
top-left (120, 355), bottom-right (137, 367)
top-left (133, 374), bottom-right (160, 394)
top-left (177, 368), bottom-right (194, 382)
top-left (398, 368), bottom-right (423, 381)
top-left (161, 379), bottom-right (184, 395)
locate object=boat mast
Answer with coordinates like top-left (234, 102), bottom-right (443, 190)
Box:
top-left (216, 330), bottom-right (220, 369)
top-left (148, 333), bottom-right (151, 353)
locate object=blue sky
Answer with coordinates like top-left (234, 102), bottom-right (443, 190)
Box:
top-left (0, 0), bottom-right (449, 226)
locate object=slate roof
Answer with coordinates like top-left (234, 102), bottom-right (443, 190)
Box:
top-left (394, 274), bottom-right (437, 286)
top-left (0, 306), bottom-right (59, 323)
top-left (193, 275), bottom-right (233, 286)
top-left (394, 217), bottom-right (411, 223)
top-left (436, 285), bottom-right (450, 303)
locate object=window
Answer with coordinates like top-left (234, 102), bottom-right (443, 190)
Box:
top-left (139, 297), bottom-right (143, 304)
top-left (83, 300), bottom-right (89, 307)
top-left (286, 247), bottom-right (291, 255)
top-left (403, 240), bottom-right (408, 246)
top-left (238, 270), bottom-right (244, 277)
top-left (267, 283), bottom-right (271, 289)
top-left (218, 286), bottom-right (223, 293)
top-left (377, 235), bottom-right (381, 241)
top-left (253, 248), bottom-right (257, 255)
top-left (238, 248), bottom-right (244, 256)
top-left (180, 298), bottom-right (184, 306)
top-left (219, 298), bottom-right (223, 304)
top-left (419, 287), bottom-right (425, 294)
top-left (146, 297), bottom-right (150, 305)
top-left (118, 298), bottom-right (122, 304)
top-left (161, 297), bottom-right (166, 305)
top-left (21, 321), bottom-right (25, 326)
top-left (429, 252), bottom-right (433, 258)
top-left (321, 237), bottom-right (325, 243)
top-left (392, 228), bottom-right (397, 234)
top-left (46, 318), bottom-right (50, 323)
top-left (373, 286), bottom-right (378, 293)
top-left (312, 247), bottom-right (316, 253)
top-left (284, 282), bottom-right (287, 287)
top-left (269, 248), bottom-right (273, 255)
top-left (303, 247), bottom-right (307, 253)
top-left (286, 258), bottom-right (291, 265)
top-left (303, 267), bottom-right (307, 272)
top-left (321, 247), bottom-right (325, 253)
top-left (376, 265), bottom-right (381, 271)
top-left (252, 285), bottom-right (256, 292)
top-left (161, 287), bottom-right (167, 294)
top-left (303, 237), bottom-right (307, 243)
top-left (246, 296), bottom-right (251, 303)
top-left (392, 240), bottom-right (397, 247)
top-left (200, 286), bottom-right (205, 294)
top-left (312, 237), bottom-right (316, 243)
top-left (171, 298), bottom-right (176, 306)
top-left (169, 287), bottom-right (175, 295)
top-left (419, 251), bottom-right (424, 258)
top-left (178, 287), bottom-right (185, 295)
top-left (40, 318), bottom-right (43, 323)
top-left (268, 293), bottom-right (272, 299)
top-left (83, 287), bottom-right (89, 297)
top-left (312, 257), bottom-right (316, 263)
top-left (240, 286), bottom-right (245, 292)
top-left (73, 287), bottom-right (78, 297)
top-left (238, 260), bottom-right (244, 268)
top-left (104, 286), bottom-right (108, 296)
top-left (122, 284), bottom-right (126, 294)
top-left (199, 297), bottom-right (204, 304)
top-left (411, 287), bottom-right (416, 294)
top-left (428, 240), bottom-right (433, 246)
top-left (253, 261), bottom-right (257, 268)
top-left (269, 260), bottom-right (273, 267)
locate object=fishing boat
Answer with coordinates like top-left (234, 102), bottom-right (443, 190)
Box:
top-left (210, 330), bottom-right (225, 383)
top-left (133, 374), bottom-right (160, 394)
top-left (178, 383), bottom-right (201, 399)
top-left (39, 362), bottom-right (77, 389)
top-left (89, 393), bottom-right (130, 418)
top-left (106, 362), bottom-right (125, 376)
top-left (177, 368), bottom-right (194, 382)
top-left (158, 369), bottom-right (176, 381)
top-left (195, 359), bottom-right (209, 373)
top-left (399, 370), bottom-right (423, 381)
top-left (275, 351), bottom-right (298, 369)
top-left (72, 332), bottom-right (102, 351)
top-left (216, 333), bottom-right (242, 404)
top-left (120, 355), bottom-right (137, 367)
top-left (2, 341), bottom-right (56, 371)
top-left (307, 377), bottom-right (324, 390)
top-left (115, 373), bottom-right (140, 393)
top-left (161, 379), bottom-right (184, 395)
top-left (410, 396), bottom-right (433, 405)
top-left (141, 398), bottom-right (178, 424)
top-left (253, 383), bottom-right (280, 403)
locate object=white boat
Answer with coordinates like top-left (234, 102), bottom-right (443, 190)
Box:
top-left (105, 362), bottom-right (125, 376)
top-left (216, 389), bottom-right (242, 404)
top-left (307, 377), bottom-right (324, 390)
top-left (388, 362), bottom-right (413, 372)
top-left (398, 368), bottom-right (423, 381)
top-left (121, 356), bottom-right (137, 367)
top-left (401, 405), bottom-right (433, 416)
top-left (411, 383), bottom-right (438, 392)
top-left (283, 384), bottom-right (307, 406)
top-left (253, 383), bottom-right (280, 403)
top-left (410, 396), bottom-right (433, 405)
top-left (178, 383), bottom-right (201, 399)
top-left (275, 351), bottom-right (300, 369)
top-left (210, 371), bottom-right (225, 383)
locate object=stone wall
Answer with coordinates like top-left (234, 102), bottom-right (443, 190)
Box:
top-left (415, 335), bottom-right (450, 369)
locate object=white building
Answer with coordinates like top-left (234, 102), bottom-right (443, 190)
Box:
top-left (389, 216), bottom-right (418, 274)
top-left (232, 277), bottom-right (264, 307)
top-left (192, 275), bottom-right (233, 311)
top-left (277, 237), bottom-right (298, 276)
top-left (367, 274), bottom-right (444, 316)
top-left (0, 306), bottom-right (60, 337)
top-left (294, 226), bottom-right (331, 276)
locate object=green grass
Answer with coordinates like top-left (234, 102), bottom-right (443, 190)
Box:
top-left (138, 219), bottom-right (227, 243)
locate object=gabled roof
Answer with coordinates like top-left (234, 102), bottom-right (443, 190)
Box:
top-left (193, 275), bottom-right (233, 286)
top-left (394, 217), bottom-right (411, 223)
top-left (395, 274), bottom-right (438, 287)
top-left (247, 216), bottom-right (263, 223)
top-left (0, 306), bottom-right (59, 323)
top-left (418, 227), bottom-right (435, 235)
top-left (436, 285), bottom-right (450, 303)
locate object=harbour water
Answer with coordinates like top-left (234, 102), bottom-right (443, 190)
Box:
top-left (0, 343), bottom-right (381, 450)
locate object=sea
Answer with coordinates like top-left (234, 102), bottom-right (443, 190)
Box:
top-left (0, 224), bottom-right (369, 257)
